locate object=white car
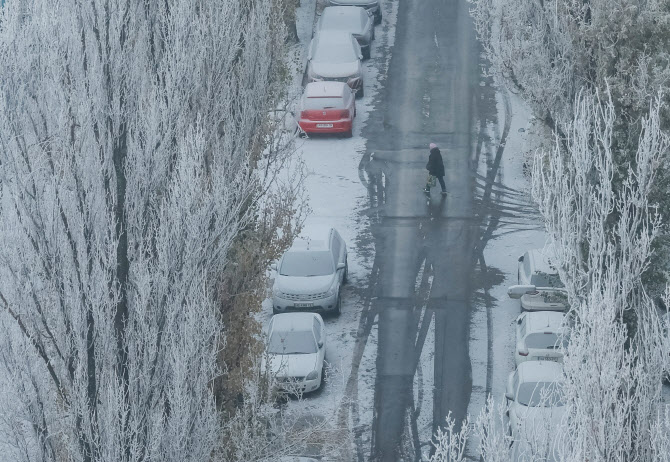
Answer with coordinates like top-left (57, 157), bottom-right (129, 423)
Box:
top-left (307, 31), bottom-right (365, 98)
top-left (506, 362), bottom-right (565, 443)
top-left (272, 227), bottom-right (348, 315)
top-left (266, 313), bottom-right (326, 393)
top-left (517, 248), bottom-right (567, 312)
top-left (318, 6), bottom-right (374, 59)
top-left (515, 311), bottom-right (569, 366)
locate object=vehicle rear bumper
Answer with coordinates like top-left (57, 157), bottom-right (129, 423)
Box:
top-left (273, 293), bottom-right (339, 312)
top-left (298, 119), bottom-right (353, 134)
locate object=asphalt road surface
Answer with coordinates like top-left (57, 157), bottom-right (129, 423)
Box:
top-left (358, 0), bottom-right (497, 459)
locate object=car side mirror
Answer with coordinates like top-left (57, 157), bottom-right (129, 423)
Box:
top-left (518, 255), bottom-right (524, 262)
top-left (318, 341), bottom-right (324, 349)
top-left (337, 262), bottom-right (346, 270)
top-left (517, 318), bottom-right (523, 325)
top-left (271, 263), bottom-right (278, 271)
top-left (505, 391), bottom-right (514, 401)
top-left (358, 53), bottom-right (363, 60)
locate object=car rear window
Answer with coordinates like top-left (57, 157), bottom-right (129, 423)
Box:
top-left (517, 381), bottom-right (564, 407)
top-left (280, 251), bottom-right (334, 277)
top-left (268, 330), bottom-right (317, 354)
top-left (525, 333), bottom-right (564, 349)
top-left (303, 96), bottom-right (344, 110)
top-left (314, 39), bottom-right (357, 63)
top-left (322, 12), bottom-right (359, 32)
top-left (530, 271), bottom-right (564, 288)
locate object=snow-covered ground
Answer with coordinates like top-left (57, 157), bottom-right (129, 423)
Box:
top-left (260, 0), bottom-right (399, 459)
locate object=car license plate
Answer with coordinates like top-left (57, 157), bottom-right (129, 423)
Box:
top-left (294, 302), bottom-right (314, 308)
top-left (316, 123), bottom-right (333, 128)
top-left (537, 357), bottom-right (558, 362)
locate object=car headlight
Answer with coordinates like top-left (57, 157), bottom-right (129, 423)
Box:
top-left (306, 370), bottom-right (319, 381)
top-left (274, 288), bottom-right (287, 298)
top-left (326, 279), bottom-right (339, 297)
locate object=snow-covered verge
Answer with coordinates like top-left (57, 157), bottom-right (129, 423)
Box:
top-left (259, 0), bottom-right (399, 459)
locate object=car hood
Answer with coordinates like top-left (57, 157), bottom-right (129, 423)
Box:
top-left (268, 353), bottom-right (319, 378)
top-left (275, 274), bottom-right (335, 295)
top-left (310, 60), bottom-right (360, 78)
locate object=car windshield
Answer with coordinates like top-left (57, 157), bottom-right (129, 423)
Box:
top-left (314, 41), bottom-right (357, 63)
top-left (530, 271), bottom-right (564, 288)
top-left (525, 333), bottom-right (568, 349)
top-left (303, 96), bottom-right (344, 110)
top-left (268, 330), bottom-right (317, 354)
top-left (280, 251), bottom-right (334, 277)
top-left (517, 381), bottom-right (564, 407)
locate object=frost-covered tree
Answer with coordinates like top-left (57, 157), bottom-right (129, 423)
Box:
top-left (532, 91), bottom-right (670, 461)
top-left (0, 0), bottom-right (289, 460)
top-left (469, 0), bottom-right (670, 292)
top-left (469, 0), bottom-right (670, 129)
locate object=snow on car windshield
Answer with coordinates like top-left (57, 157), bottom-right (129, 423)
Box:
top-left (314, 42), bottom-right (357, 63)
top-left (530, 272), bottom-right (564, 288)
top-left (525, 333), bottom-right (568, 349)
top-left (268, 330), bottom-right (317, 355)
top-left (280, 251), bottom-right (334, 277)
top-left (517, 381), bottom-right (564, 407)
top-left (303, 97), bottom-right (344, 110)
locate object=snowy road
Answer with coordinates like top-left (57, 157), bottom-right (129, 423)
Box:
top-left (272, 0), bottom-right (548, 460)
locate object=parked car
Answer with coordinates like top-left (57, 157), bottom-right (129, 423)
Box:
top-left (266, 313), bottom-right (326, 393)
top-left (318, 6), bottom-right (374, 59)
top-left (515, 311), bottom-right (568, 366)
top-left (272, 227), bottom-right (348, 315)
top-left (327, 0), bottom-right (382, 24)
top-left (505, 361), bottom-right (565, 442)
top-left (297, 81), bottom-right (356, 137)
top-left (307, 31), bottom-right (365, 98)
top-left (517, 248), bottom-right (567, 312)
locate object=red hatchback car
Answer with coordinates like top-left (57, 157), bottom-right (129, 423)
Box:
top-left (298, 81), bottom-right (356, 137)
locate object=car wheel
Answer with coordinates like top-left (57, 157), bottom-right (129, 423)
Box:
top-left (363, 47), bottom-right (371, 60)
top-left (334, 293), bottom-right (342, 316)
top-left (375, 12), bottom-right (382, 25)
top-left (343, 261), bottom-right (349, 284)
top-left (272, 307), bottom-right (279, 315)
top-left (343, 129), bottom-right (353, 138)
top-left (357, 86), bottom-right (364, 99)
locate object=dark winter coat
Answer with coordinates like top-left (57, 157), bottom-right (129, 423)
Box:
top-left (426, 147), bottom-right (445, 177)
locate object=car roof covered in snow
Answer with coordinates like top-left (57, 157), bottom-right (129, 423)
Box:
top-left (524, 311), bottom-right (566, 333)
top-left (270, 312), bottom-right (320, 333)
top-left (304, 81), bottom-right (347, 98)
top-left (321, 6), bottom-right (367, 31)
top-left (314, 29), bottom-right (354, 46)
top-left (517, 361), bottom-right (564, 383)
top-left (289, 226), bottom-right (336, 252)
top-left (527, 247), bottom-right (559, 275)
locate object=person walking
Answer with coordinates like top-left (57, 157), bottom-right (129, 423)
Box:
top-left (424, 142), bottom-right (447, 195)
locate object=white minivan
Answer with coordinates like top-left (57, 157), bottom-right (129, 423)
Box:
top-left (272, 227), bottom-right (348, 315)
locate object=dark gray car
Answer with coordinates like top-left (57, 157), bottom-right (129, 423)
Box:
top-left (327, 0), bottom-right (382, 24)
top-left (318, 6), bottom-right (375, 60)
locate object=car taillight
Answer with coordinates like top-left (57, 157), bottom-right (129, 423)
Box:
top-left (300, 111), bottom-right (308, 119)
top-left (519, 351), bottom-right (528, 356)
top-left (340, 109), bottom-right (350, 118)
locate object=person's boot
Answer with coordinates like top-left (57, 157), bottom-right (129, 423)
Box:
top-left (441, 190), bottom-right (447, 196)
